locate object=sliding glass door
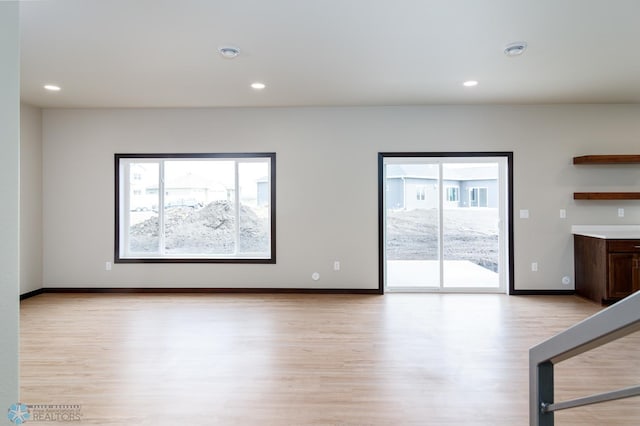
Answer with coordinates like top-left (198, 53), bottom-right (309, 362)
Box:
top-left (381, 153), bottom-right (511, 293)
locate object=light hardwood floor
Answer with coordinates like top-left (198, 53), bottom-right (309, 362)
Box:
top-left (20, 293), bottom-right (640, 425)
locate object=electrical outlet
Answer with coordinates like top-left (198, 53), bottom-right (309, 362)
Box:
top-left (334, 261), bottom-right (340, 271)
top-left (618, 208), bottom-right (625, 218)
top-left (520, 209), bottom-right (529, 219)
top-left (531, 262), bottom-right (538, 272)
top-left (105, 261), bottom-right (112, 271)
top-left (559, 209), bottom-right (566, 219)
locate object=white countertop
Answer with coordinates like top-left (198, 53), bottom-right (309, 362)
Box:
top-left (572, 225), bottom-right (640, 239)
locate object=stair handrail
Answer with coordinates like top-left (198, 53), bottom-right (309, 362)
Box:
top-left (529, 291), bottom-right (640, 425)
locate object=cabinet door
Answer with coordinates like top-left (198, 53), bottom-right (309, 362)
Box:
top-left (634, 255), bottom-right (640, 294)
top-left (607, 253), bottom-right (636, 299)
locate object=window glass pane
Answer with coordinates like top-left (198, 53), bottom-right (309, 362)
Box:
top-left (385, 163), bottom-right (440, 288)
top-left (442, 163), bottom-right (499, 288)
top-left (238, 162), bottom-right (270, 254)
top-left (128, 162), bottom-right (160, 254)
top-left (446, 187), bottom-right (459, 202)
top-left (163, 160), bottom-right (236, 255)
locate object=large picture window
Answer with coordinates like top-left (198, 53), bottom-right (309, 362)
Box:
top-left (115, 153), bottom-right (275, 263)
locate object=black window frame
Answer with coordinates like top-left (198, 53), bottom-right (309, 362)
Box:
top-left (114, 153), bottom-right (276, 264)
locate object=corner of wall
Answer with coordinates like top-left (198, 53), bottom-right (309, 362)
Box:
top-left (20, 103), bottom-right (44, 294)
top-left (0, 0), bottom-right (21, 412)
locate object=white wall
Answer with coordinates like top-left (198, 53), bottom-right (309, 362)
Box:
top-left (42, 105), bottom-right (640, 291)
top-left (21, 103), bottom-right (43, 295)
top-left (0, 1), bottom-right (20, 419)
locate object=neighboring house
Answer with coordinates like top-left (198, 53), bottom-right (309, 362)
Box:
top-left (256, 177), bottom-right (270, 206)
top-left (129, 163), bottom-right (157, 211)
top-left (130, 166), bottom-right (268, 211)
top-left (146, 172), bottom-right (231, 209)
top-left (385, 164), bottom-right (498, 210)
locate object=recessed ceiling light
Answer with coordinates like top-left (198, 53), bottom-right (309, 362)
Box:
top-left (463, 80), bottom-right (478, 87)
top-left (218, 46), bottom-right (240, 59)
top-left (251, 82), bottom-right (266, 90)
top-left (44, 84), bottom-right (61, 91)
top-left (504, 42), bottom-right (527, 57)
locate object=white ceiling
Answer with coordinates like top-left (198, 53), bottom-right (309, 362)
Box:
top-left (19, 0), bottom-right (640, 108)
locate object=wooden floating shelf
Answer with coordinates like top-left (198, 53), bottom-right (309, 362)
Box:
top-left (574, 192), bottom-right (640, 200)
top-left (573, 155), bottom-right (640, 164)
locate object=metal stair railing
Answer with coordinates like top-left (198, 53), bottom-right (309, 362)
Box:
top-left (529, 290), bottom-right (640, 426)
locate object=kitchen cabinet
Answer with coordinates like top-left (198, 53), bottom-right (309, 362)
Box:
top-left (574, 234), bottom-right (640, 304)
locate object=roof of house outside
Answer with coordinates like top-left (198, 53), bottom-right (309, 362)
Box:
top-left (386, 164), bottom-right (497, 181)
